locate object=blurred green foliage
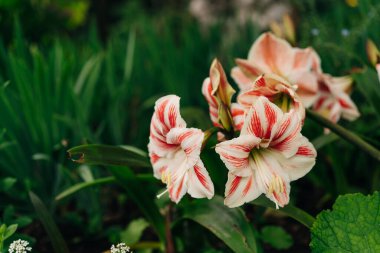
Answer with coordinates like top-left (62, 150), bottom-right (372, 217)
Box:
top-left (0, 0), bottom-right (379, 252)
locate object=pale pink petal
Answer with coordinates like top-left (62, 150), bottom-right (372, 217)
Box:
top-left (247, 33), bottom-right (295, 76)
top-left (209, 59), bottom-right (235, 107)
top-left (224, 173), bottom-right (261, 208)
top-left (271, 136), bottom-right (316, 181)
top-left (231, 103), bottom-right (246, 131)
top-left (202, 77), bottom-right (220, 127)
top-left (187, 160), bottom-right (214, 199)
top-left (231, 66), bottom-right (254, 91)
top-left (166, 127), bottom-right (204, 169)
top-left (292, 48), bottom-right (314, 72)
top-left (376, 64), bottom-right (380, 82)
top-left (270, 110), bottom-right (302, 158)
top-left (215, 135), bottom-right (261, 177)
top-left (339, 93), bottom-right (360, 121)
top-left (288, 71), bottom-right (319, 108)
top-left (241, 96), bottom-right (283, 144)
top-left (252, 152), bottom-right (290, 208)
top-left (235, 58), bottom-right (263, 80)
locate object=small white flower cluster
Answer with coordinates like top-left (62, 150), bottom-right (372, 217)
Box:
top-left (110, 243), bottom-right (131, 253)
top-left (8, 239), bottom-right (32, 253)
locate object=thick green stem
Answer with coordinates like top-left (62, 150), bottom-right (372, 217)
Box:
top-left (252, 196), bottom-right (316, 229)
top-left (306, 109), bottom-right (380, 162)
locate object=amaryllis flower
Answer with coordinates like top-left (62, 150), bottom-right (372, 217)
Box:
top-left (202, 59), bottom-right (245, 132)
top-left (215, 96), bottom-right (316, 208)
top-left (313, 75), bottom-right (360, 123)
top-left (148, 95), bottom-right (214, 203)
top-left (238, 73), bottom-right (305, 120)
top-left (231, 32), bottom-right (319, 107)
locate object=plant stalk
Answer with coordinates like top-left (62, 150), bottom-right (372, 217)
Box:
top-left (307, 109), bottom-right (380, 162)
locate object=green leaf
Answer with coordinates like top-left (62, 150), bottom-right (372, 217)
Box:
top-left (68, 144), bottom-right (151, 168)
top-left (120, 218), bottom-right (150, 245)
top-left (252, 195), bottom-right (315, 228)
top-left (55, 177), bottom-right (115, 201)
top-left (310, 191), bottom-right (380, 253)
top-left (107, 166), bottom-right (166, 244)
top-left (3, 224), bottom-right (17, 239)
top-left (29, 192), bottom-right (70, 253)
top-left (260, 226), bottom-right (293, 250)
top-left (183, 196), bottom-right (258, 253)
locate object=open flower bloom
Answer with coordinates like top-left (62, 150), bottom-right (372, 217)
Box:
top-left (202, 59), bottom-right (245, 132)
top-left (231, 32), bottom-right (319, 107)
top-left (313, 75), bottom-right (360, 123)
top-left (148, 95), bottom-right (214, 203)
top-left (215, 97), bottom-right (316, 208)
top-left (238, 73), bottom-right (305, 120)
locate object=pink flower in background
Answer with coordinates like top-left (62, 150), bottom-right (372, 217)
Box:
top-left (215, 97), bottom-right (316, 208)
top-left (202, 59), bottom-right (245, 132)
top-left (313, 75), bottom-right (360, 123)
top-left (148, 95), bottom-right (214, 203)
top-left (231, 33), bottom-right (319, 107)
top-left (238, 73), bottom-right (305, 120)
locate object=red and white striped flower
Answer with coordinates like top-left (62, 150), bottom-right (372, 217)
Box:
top-left (202, 59), bottom-right (245, 132)
top-left (231, 33), bottom-right (319, 107)
top-left (238, 73), bottom-right (305, 120)
top-left (215, 96), bottom-right (316, 208)
top-left (313, 75), bottom-right (360, 123)
top-left (148, 95), bottom-right (214, 203)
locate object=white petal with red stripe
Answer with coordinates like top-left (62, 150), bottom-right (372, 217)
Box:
top-left (224, 173), bottom-right (261, 208)
top-left (188, 160), bottom-right (214, 199)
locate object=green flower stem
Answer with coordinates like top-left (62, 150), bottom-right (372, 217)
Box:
top-left (202, 127), bottom-right (219, 149)
top-left (252, 196), bottom-right (316, 229)
top-left (306, 109), bottom-right (380, 162)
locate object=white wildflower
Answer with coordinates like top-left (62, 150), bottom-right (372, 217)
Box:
top-left (110, 243), bottom-right (131, 253)
top-left (8, 239), bottom-right (32, 253)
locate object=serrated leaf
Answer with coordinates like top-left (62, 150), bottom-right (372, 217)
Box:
top-left (310, 191), bottom-right (380, 253)
top-left (68, 144), bottom-right (151, 168)
top-left (260, 226), bottom-right (293, 250)
top-left (183, 196), bottom-right (258, 253)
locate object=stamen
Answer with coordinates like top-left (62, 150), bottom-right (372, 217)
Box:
top-left (156, 188), bottom-right (169, 199)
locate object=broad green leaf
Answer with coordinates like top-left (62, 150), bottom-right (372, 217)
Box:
top-left (183, 196), bottom-right (258, 253)
top-left (310, 191), bottom-right (380, 253)
top-left (108, 166), bottom-right (166, 244)
top-left (260, 226), bottom-right (293, 250)
top-left (3, 224), bottom-right (17, 239)
top-left (252, 195), bottom-right (315, 228)
top-left (120, 218), bottom-right (150, 245)
top-left (29, 192), bottom-right (70, 253)
top-left (68, 144), bottom-right (151, 168)
top-left (353, 68), bottom-right (380, 119)
top-left (55, 177), bottom-right (115, 201)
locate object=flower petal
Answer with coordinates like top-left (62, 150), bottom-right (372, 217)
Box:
top-left (187, 160), bottom-right (214, 199)
top-left (231, 103), bottom-right (246, 131)
top-left (339, 93), bottom-right (360, 121)
top-left (231, 66), bottom-right (254, 91)
top-left (215, 135), bottom-right (261, 177)
top-left (376, 64), bottom-right (380, 82)
top-left (248, 33), bottom-right (295, 76)
top-left (224, 173), bottom-right (261, 208)
top-left (168, 172), bottom-right (189, 203)
top-left (241, 96), bottom-right (283, 143)
top-left (270, 110), bottom-right (302, 158)
top-left (252, 151), bottom-right (290, 208)
top-left (210, 59), bottom-right (235, 107)
top-left (202, 77), bottom-right (220, 127)
top-left (272, 136), bottom-right (316, 181)
top-left (166, 127), bottom-right (204, 169)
